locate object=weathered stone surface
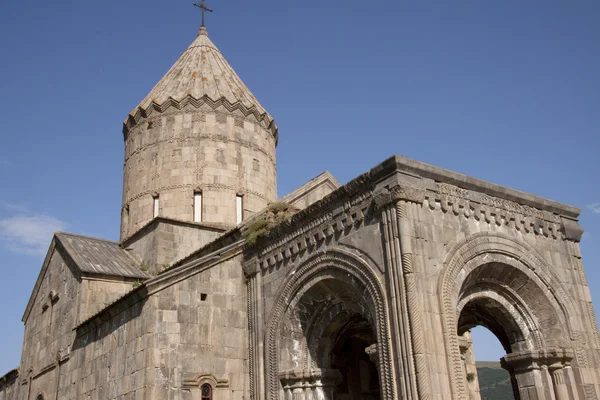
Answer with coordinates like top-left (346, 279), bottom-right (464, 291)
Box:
top-left (6, 21), bottom-right (600, 400)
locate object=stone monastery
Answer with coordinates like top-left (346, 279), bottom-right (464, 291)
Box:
top-left (2, 18), bottom-right (600, 400)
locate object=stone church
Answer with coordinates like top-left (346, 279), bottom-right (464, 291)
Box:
top-left (1, 19), bottom-right (600, 400)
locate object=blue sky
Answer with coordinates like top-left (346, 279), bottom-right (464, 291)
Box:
top-left (0, 0), bottom-right (599, 374)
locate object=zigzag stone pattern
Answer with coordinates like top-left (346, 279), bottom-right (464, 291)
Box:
top-left (120, 28), bottom-right (278, 241)
top-left (127, 26), bottom-right (275, 135)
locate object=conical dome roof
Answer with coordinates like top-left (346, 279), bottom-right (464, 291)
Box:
top-left (128, 27), bottom-right (275, 130)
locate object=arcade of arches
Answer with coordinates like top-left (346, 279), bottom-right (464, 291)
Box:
top-left (254, 204), bottom-right (600, 400)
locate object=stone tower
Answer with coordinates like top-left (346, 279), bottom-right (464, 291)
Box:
top-left (120, 26), bottom-right (278, 242)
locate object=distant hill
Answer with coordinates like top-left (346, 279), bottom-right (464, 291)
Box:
top-left (475, 361), bottom-right (513, 400)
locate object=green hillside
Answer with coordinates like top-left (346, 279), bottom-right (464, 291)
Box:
top-left (475, 361), bottom-right (514, 400)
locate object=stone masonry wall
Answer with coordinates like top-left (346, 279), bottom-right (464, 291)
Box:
top-left (61, 296), bottom-right (154, 399)
top-left (121, 107), bottom-right (277, 240)
top-left (125, 220), bottom-right (225, 274)
top-left (20, 249), bottom-right (80, 400)
top-left (0, 371), bottom-right (20, 400)
top-left (78, 277), bottom-right (137, 323)
top-left (34, 253), bottom-right (249, 400)
top-left (150, 255), bottom-right (248, 400)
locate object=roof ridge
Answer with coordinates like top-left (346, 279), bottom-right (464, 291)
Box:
top-left (55, 231), bottom-right (120, 245)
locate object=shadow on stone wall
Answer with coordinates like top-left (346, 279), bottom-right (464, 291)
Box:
top-left (72, 287), bottom-right (149, 353)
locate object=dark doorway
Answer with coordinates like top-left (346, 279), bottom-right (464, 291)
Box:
top-left (331, 318), bottom-right (380, 400)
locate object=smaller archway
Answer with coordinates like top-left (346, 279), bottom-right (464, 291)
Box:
top-left (439, 234), bottom-right (580, 399)
top-left (266, 250), bottom-right (394, 400)
top-left (453, 261), bottom-right (571, 400)
top-left (278, 277), bottom-right (381, 399)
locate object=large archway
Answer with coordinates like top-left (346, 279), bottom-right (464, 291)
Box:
top-left (439, 233), bottom-right (578, 399)
top-left (265, 250), bottom-right (395, 400)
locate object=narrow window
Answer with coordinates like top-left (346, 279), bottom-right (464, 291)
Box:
top-left (236, 195), bottom-right (243, 224)
top-left (153, 195), bottom-right (160, 218)
top-left (194, 191), bottom-right (203, 222)
top-left (201, 384), bottom-right (212, 400)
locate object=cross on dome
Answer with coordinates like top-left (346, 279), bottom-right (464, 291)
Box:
top-left (193, 0), bottom-right (213, 28)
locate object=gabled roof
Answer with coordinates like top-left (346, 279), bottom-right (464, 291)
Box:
top-left (129, 27), bottom-right (274, 126)
top-left (55, 232), bottom-right (150, 279)
top-left (22, 232), bottom-right (151, 323)
top-left (278, 171), bottom-right (341, 209)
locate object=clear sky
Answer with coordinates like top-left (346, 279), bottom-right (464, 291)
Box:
top-left (0, 0), bottom-right (599, 374)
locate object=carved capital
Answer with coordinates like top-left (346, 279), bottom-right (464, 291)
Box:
top-left (389, 184), bottom-right (425, 204)
top-left (365, 343), bottom-right (379, 367)
top-left (561, 217), bottom-right (584, 242)
top-left (372, 188), bottom-right (392, 210)
top-left (501, 348), bottom-right (574, 372)
top-left (279, 369), bottom-right (343, 387)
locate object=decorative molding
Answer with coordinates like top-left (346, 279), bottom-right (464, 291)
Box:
top-left (123, 94), bottom-right (278, 141)
top-left (182, 372), bottom-right (229, 389)
top-left (501, 348), bottom-right (574, 371)
top-left (124, 134), bottom-right (276, 165)
top-left (374, 180), bottom-right (574, 241)
top-left (125, 182), bottom-right (271, 205)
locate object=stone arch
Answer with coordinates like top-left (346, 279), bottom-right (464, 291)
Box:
top-left (438, 232), bottom-right (577, 398)
top-left (265, 249), bottom-right (394, 400)
top-left (457, 284), bottom-right (545, 352)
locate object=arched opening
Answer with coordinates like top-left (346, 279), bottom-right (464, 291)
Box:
top-left (458, 300), bottom-right (522, 400)
top-left (201, 383), bottom-right (212, 400)
top-left (275, 268), bottom-right (384, 400)
top-left (469, 326), bottom-right (514, 400)
top-left (440, 234), bottom-right (580, 400)
top-left (453, 261), bottom-right (569, 400)
top-left (330, 316), bottom-right (380, 399)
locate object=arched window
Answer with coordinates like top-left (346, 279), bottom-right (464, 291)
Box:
top-left (201, 383), bottom-right (212, 400)
top-left (36, 395), bottom-right (45, 400)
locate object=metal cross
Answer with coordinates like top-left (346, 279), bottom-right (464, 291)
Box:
top-left (193, 0), bottom-right (213, 27)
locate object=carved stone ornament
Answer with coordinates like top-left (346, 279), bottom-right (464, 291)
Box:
top-left (389, 184), bottom-right (425, 204)
top-left (501, 348), bottom-right (574, 372)
top-left (372, 188), bottom-right (392, 210)
top-left (182, 373), bottom-right (229, 390)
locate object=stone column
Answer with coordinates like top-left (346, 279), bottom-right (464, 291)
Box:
top-left (548, 362), bottom-right (569, 400)
top-left (245, 262), bottom-right (266, 400)
top-left (502, 349), bottom-right (576, 400)
top-left (376, 193), bottom-right (416, 399)
top-left (279, 369), bottom-right (341, 400)
top-left (459, 333), bottom-right (481, 400)
top-left (392, 187), bottom-right (431, 400)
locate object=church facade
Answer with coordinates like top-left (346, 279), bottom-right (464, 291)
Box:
top-left (1, 22), bottom-right (600, 400)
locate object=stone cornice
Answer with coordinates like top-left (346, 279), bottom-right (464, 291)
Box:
top-left (374, 155), bottom-right (580, 218)
top-left (123, 94), bottom-right (278, 143)
top-left (244, 155), bottom-right (585, 260)
top-left (378, 179), bottom-right (581, 241)
top-left (501, 348), bottom-right (574, 371)
top-left (242, 175), bottom-right (374, 274)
